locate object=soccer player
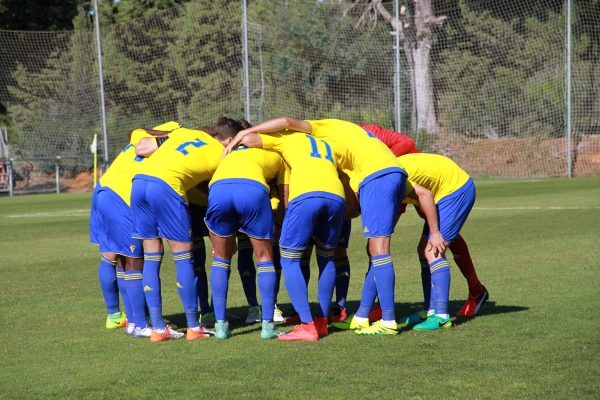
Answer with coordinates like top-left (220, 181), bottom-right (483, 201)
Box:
top-left (230, 129), bottom-right (346, 342)
top-left (89, 122), bottom-right (176, 336)
top-left (130, 125), bottom-right (223, 342)
top-left (204, 117), bottom-right (285, 340)
top-left (396, 153), bottom-right (478, 330)
top-left (361, 124), bottom-right (487, 319)
top-left (226, 117), bottom-right (409, 336)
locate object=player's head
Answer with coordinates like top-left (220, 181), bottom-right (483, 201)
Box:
top-left (212, 117), bottom-right (244, 146)
top-left (197, 125), bottom-right (215, 136)
top-left (236, 119), bottom-right (252, 129)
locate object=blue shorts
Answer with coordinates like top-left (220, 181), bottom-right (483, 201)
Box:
top-left (358, 171), bottom-right (406, 238)
top-left (96, 187), bottom-right (143, 257)
top-left (421, 179), bottom-right (476, 242)
top-left (131, 176), bottom-right (192, 243)
top-left (280, 194), bottom-right (345, 250)
top-left (190, 204), bottom-right (209, 239)
top-left (205, 180), bottom-right (274, 240)
top-left (89, 183), bottom-right (102, 245)
top-left (307, 218), bottom-right (351, 248)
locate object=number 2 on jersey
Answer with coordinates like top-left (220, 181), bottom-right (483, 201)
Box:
top-left (176, 138), bottom-right (207, 155)
top-left (306, 134), bottom-right (333, 163)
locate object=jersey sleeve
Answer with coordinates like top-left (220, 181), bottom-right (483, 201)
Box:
top-left (130, 129), bottom-right (155, 146)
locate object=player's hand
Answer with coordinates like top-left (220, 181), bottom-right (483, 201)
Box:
top-left (427, 231), bottom-right (447, 258)
top-left (222, 129), bottom-right (251, 158)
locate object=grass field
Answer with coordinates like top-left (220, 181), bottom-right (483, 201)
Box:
top-left (1, 178), bottom-right (599, 399)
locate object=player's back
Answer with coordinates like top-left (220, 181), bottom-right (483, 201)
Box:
top-left (306, 119), bottom-right (401, 187)
top-left (397, 153), bottom-right (470, 202)
top-left (100, 129), bottom-right (155, 205)
top-left (209, 145), bottom-right (283, 191)
top-left (259, 132), bottom-right (344, 203)
top-left (139, 128), bottom-right (223, 198)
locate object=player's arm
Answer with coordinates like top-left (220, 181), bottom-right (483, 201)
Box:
top-left (406, 184), bottom-right (446, 256)
top-left (241, 133), bottom-right (264, 149)
top-left (223, 117), bottom-right (311, 157)
top-left (389, 135), bottom-right (417, 156)
top-left (135, 137), bottom-right (161, 157)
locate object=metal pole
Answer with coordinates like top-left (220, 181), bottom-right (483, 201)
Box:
top-left (8, 158), bottom-right (13, 197)
top-left (565, 0), bottom-right (572, 177)
top-left (242, 0), bottom-right (251, 122)
top-left (394, 0), bottom-right (401, 132)
top-left (93, 0), bottom-right (109, 168)
top-left (55, 156), bottom-right (61, 194)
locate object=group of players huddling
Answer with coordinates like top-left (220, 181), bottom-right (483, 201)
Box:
top-left (90, 116), bottom-right (489, 342)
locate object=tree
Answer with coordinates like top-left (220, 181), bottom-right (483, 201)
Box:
top-left (344, 0), bottom-right (444, 134)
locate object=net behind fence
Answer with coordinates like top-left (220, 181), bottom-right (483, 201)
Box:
top-left (0, 0), bottom-right (598, 194)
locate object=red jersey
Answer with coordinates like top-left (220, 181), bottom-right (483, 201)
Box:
top-left (359, 124), bottom-right (420, 156)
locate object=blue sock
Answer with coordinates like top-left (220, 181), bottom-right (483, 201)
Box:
top-left (430, 258), bottom-right (451, 316)
top-left (300, 255), bottom-right (311, 286)
top-left (142, 252), bottom-right (165, 330)
top-left (420, 258), bottom-right (432, 311)
top-left (210, 257), bottom-right (231, 321)
top-left (173, 250), bottom-right (199, 328)
top-left (372, 254), bottom-right (396, 321)
top-left (193, 238), bottom-right (211, 315)
top-left (334, 256), bottom-right (350, 308)
top-left (316, 246), bottom-right (336, 318)
top-left (257, 261), bottom-right (276, 321)
top-left (281, 247), bottom-right (312, 323)
top-left (356, 262), bottom-right (377, 318)
top-left (116, 267), bottom-right (133, 320)
top-left (272, 243), bottom-right (282, 303)
top-left (237, 238), bottom-right (258, 307)
top-left (125, 269), bottom-right (147, 328)
top-left (98, 256), bottom-right (120, 314)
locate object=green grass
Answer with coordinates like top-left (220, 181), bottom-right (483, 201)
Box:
top-left (0, 177), bottom-right (599, 399)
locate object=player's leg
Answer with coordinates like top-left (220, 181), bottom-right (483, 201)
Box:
top-left (283, 243), bottom-right (312, 323)
top-left (237, 233), bottom-right (260, 324)
top-left (330, 219), bottom-right (351, 322)
top-left (189, 204), bottom-right (213, 323)
top-left (98, 252), bottom-right (126, 328)
top-left (95, 188), bottom-right (127, 329)
top-left (277, 200), bottom-right (320, 342)
top-left (312, 197), bottom-right (345, 338)
top-left (355, 172), bottom-right (405, 336)
top-left (414, 179), bottom-right (476, 331)
top-left (450, 234), bottom-right (488, 316)
top-left (115, 256), bottom-right (134, 334)
top-left (399, 226), bottom-right (434, 324)
top-left (272, 241), bottom-right (284, 322)
top-left (124, 255), bottom-right (152, 338)
top-left (235, 184), bottom-right (280, 339)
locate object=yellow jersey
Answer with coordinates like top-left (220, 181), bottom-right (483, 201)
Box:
top-left (397, 153), bottom-right (470, 203)
top-left (305, 119), bottom-right (403, 189)
top-left (259, 132), bottom-right (344, 203)
top-left (209, 145), bottom-right (284, 192)
top-left (186, 186), bottom-right (208, 207)
top-left (99, 129), bottom-right (155, 205)
top-left (137, 128), bottom-right (223, 200)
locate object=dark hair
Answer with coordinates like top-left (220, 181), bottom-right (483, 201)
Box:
top-left (212, 117), bottom-right (244, 141)
top-left (197, 126), bottom-right (215, 136)
top-left (236, 119), bottom-right (252, 129)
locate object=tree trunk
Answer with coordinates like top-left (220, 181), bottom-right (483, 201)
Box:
top-left (373, 0), bottom-right (442, 134)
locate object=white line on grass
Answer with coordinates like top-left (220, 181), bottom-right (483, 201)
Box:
top-left (6, 209), bottom-right (90, 218)
top-left (474, 206), bottom-right (600, 210)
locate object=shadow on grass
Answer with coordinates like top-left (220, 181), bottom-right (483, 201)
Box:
top-left (162, 300), bottom-right (528, 334)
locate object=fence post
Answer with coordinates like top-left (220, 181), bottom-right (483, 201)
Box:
top-left (55, 156), bottom-right (61, 194)
top-left (8, 158), bottom-right (13, 197)
top-left (565, 0), bottom-right (572, 177)
top-left (394, 0), bottom-right (402, 133)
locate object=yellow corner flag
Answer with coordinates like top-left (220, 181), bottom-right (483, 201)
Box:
top-left (90, 134), bottom-right (98, 187)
